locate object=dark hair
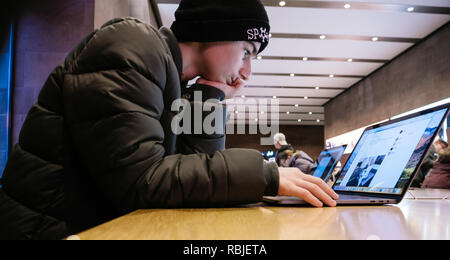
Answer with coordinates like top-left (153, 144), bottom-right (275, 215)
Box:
top-left (278, 149), bottom-right (294, 160)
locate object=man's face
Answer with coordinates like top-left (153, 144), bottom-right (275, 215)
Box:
top-left (198, 41), bottom-right (261, 88)
top-left (274, 142), bottom-right (282, 150)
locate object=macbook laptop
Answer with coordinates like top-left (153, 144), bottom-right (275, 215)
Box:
top-left (264, 104), bottom-right (449, 206)
top-left (311, 145), bottom-right (347, 184)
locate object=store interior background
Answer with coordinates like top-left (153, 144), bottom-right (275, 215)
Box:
top-left (1, 0), bottom-right (449, 176)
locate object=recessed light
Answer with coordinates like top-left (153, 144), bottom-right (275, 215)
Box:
top-left (235, 111), bottom-right (239, 114)
top-left (347, 58), bottom-right (353, 62)
top-left (295, 104), bottom-right (299, 107)
top-left (279, 1), bottom-right (286, 7)
top-left (257, 56), bottom-right (262, 60)
top-left (317, 119), bottom-right (321, 123)
top-left (261, 111), bottom-right (265, 114)
top-left (320, 35), bottom-right (326, 40)
top-left (304, 96), bottom-right (309, 99)
top-left (309, 112), bottom-right (313, 115)
top-left (290, 73), bottom-right (295, 77)
top-left (255, 118), bottom-right (259, 122)
top-left (298, 119), bottom-right (302, 122)
top-left (329, 74), bottom-right (335, 78)
top-left (344, 4), bottom-right (351, 9)
top-left (241, 95), bottom-right (246, 98)
top-left (315, 87), bottom-right (320, 90)
top-left (407, 7), bottom-right (414, 12)
top-left (372, 37), bottom-right (379, 42)
top-left (286, 112), bottom-right (290, 115)
top-left (302, 57), bottom-right (308, 61)
top-left (273, 96), bottom-right (277, 99)
top-left (269, 33), bottom-right (272, 38)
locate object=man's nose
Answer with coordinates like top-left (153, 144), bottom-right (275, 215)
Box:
top-left (239, 60), bottom-right (252, 81)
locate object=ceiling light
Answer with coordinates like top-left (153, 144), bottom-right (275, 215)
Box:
top-left (241, 95), bottom-right (246, 98)
top-left (315, 87), bottom-right (320, 90)
top-left (329, 74), bottom-right (335, 78)
top-left (302, 57), bottom-right (308, 61)
top-left (255, 118), bottom-right (259, 122)
top-left (273, 96), bottom-right (277, 99)
top-left (347, 58), bottom-right (353, 62)
top-left (286, 112), bottom-right (290, 115)
top-left (279, 1), bottom-right (286, 7)
top-left (304, 96), bottom-right (309, 99)
top-left (372, 37), bottom-right (379, 42)
top-left (257, 56), bottom-right (262, 60)
top-left (261, 111), bottom-right (265, 114)
top-left (235, 111), bottom-right (239, 114)
top-left (269, 33), bottom-right (272, 38)
top-left (295, 104), bottom-right (299, 107)
top-left (320, 35), bottom-right (326, 40)
top-left (290, 73), bottom-right (295, 77)
top-left (407, 7), bottom-right (414, 12)
top-left (344, 4), bottom-right (351, 9)
top-left (298, 119), bottom-right (302, 122)
top-left (309, 112), bottom-right (313, 115)
top-left (317, 119), bottom-right (321, 123)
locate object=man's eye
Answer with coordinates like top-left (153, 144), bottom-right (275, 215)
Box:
top-left (244, 49), bottom-right (250, 56)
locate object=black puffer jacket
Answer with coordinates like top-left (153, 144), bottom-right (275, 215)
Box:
top-left (0, 18), bottom-right (279, 240)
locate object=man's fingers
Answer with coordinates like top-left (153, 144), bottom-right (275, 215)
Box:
top-left (291, 186), bottom-right (323, 208)
top-left (302, 174), bottom-right (339, 200)
top-left (278, 167), bottom-right (338, 208)
top-left (296, 180), bottom-right (337, 207)
top-left (195, 77), bottom-right (244, 99)
top-left (195, 78), bottom-right (225, 88)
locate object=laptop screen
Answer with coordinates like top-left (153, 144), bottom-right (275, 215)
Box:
top-left (334, 107), bottom-right (448, 196)
top-left (313, 145), bottom-right (347, 180)
top-left (261, 150), bottom-right (276, 163)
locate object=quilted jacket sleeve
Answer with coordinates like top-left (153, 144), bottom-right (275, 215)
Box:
top-left (62, 18), bottom-right (276, 213)
top-left (176, 83), bottom-right (280, 196)
top-left (176, 83), bottom-right (227, 155)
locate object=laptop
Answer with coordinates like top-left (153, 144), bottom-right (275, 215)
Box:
top-left (311, 145), bottom-right (347, 184)
top-left (264, 104), bottom-right (449, 206)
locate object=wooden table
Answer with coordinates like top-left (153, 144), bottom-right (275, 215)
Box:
top-left (75, 190), bottom-right (450, 240)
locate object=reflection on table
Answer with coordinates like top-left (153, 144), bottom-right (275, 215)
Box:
top-left (75, 189), bottom-right (450, 240)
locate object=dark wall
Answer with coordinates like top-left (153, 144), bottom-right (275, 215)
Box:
top-left (11, 0), bottom-right (95, 145)
top-left (324, 23), bottom-right (450, 140)
top-left (226, 125), bottom-right (325, 159)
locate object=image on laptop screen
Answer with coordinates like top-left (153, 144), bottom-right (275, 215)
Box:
top-left (334, 107), bottom-right (448, 195)
top-left (313, 145), bottom-right (347, 180)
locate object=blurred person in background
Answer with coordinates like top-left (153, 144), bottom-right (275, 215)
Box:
top-left (411, 139), bottom-right (448, 187)
top-left (422, 146), bottom-right (450, 189)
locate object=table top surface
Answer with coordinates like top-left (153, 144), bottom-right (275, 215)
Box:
top-left (75, 189), bottom-right (450, 240)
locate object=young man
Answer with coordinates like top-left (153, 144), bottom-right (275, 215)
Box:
top-left (0, 0), bottom-right (338, 240)
top-left (273, 133), bottom-right (294, 166)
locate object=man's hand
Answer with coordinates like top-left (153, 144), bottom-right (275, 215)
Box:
top-left (196, 77), bottom-right (245, 99)
top-left (278, 167), bottom-right (339, 207)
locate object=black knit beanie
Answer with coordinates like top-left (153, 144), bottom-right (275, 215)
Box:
top-left (170, 0), bottom-right (270, 54)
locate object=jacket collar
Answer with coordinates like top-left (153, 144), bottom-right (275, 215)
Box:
top-left (159, 27), bottom-right (183, 83)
